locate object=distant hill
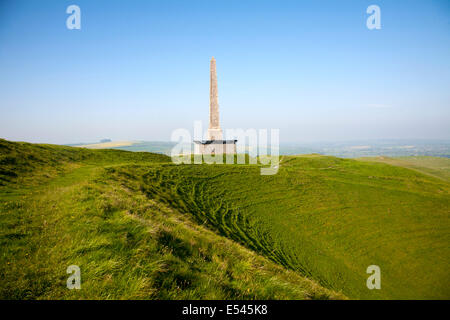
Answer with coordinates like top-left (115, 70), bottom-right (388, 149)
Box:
top-left (1, 138), bottom-right (449, 299)
top-left (76, 140), bottom-right (137, 149)
top-left (72, 141), bottom-right (176, 155)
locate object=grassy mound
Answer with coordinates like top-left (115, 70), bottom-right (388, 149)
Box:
top-left (0, 139), bottom-right (341, 299)
top-left (120, 155), bottom-right (449, 299)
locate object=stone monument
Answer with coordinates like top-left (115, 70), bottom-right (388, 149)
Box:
top-left (194, 57), bottom-right (237, 155)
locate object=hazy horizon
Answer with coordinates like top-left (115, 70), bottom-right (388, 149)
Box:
top-left (59, 138), bottom-right (450, 159)
top-left (2, 137), bottom-right (450, 147)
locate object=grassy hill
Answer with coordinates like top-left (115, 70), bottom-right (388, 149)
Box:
top-left (0, 139), bottom-right (341, 300)
top-left (1, 139), bottom-right (449, 299)
top-left (119, 155), bottom-right (450, 299)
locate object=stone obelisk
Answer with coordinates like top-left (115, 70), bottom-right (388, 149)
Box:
top-left (208, 57), bottom-right (223, 140)
top-left (193, 57), bottom-right (237, 155)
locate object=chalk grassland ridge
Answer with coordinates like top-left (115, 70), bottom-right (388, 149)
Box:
top-left (0, 139), bottom-right (342, 300)
top-left (1, 139), bottom-right (449, 299)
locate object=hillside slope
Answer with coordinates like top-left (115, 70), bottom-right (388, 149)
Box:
top-left (1, 139), bottom-right (449, 299)
top-left (358, 156), bottom-right (450, 182)
top-left (125, 155), bottom-right (450, 299)
top-left (0, 139), bottom-right (341, 299)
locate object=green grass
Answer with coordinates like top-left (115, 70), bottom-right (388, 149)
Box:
top-left (1, 139), bottom-right (449, 299)
top-left (358, 156), bottom-right (450, 182)
top-left (0, 139), bottom-right (341, 300)
top-left (122, 155), bottom-right (450, 299)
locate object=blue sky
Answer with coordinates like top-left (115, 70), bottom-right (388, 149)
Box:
top-left (0, 0), bottom-right (449, 144)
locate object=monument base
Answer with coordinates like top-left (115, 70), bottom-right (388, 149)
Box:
top-left (193, 140), bottom-right (237, 155)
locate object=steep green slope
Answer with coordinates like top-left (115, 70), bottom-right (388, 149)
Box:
top-left (122, 155), bottom-right (450, 299)
top-left (0, 139), bottom-right (341, 300)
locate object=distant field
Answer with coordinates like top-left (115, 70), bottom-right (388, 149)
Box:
top-left (1, 139), bottom-right (449, 299)
top-left (358, 156), bottom-right (450, 182)
top-left (74, 141), bottom-right (176, 155)
top-left (77, 141), bottom-right (137, 149)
